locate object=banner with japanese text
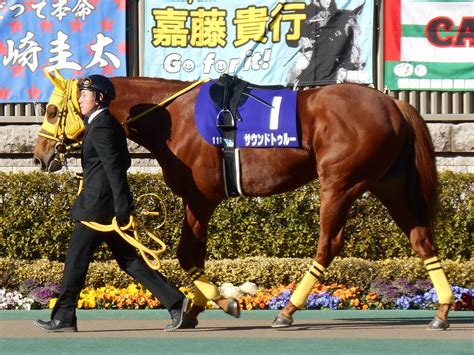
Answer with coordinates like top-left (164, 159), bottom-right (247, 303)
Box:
top-left (384, 0), bottom-right (474, 91)
top-left (0, 0), bottom-right (126, 103)
top-left (144, 0), bottom-right (374, 87)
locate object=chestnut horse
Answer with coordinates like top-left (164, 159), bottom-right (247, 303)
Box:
top-left (33, 72), bottom-right (453, 330)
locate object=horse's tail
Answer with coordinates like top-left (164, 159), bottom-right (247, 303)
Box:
top-left (394, 99), bottom-right (438, 224)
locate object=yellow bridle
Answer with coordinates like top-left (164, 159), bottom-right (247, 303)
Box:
top-left (37, 69), bottom-right (85, 148)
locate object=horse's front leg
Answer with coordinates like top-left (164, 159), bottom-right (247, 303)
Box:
top-left (177, 202), bottom-right (241, 323)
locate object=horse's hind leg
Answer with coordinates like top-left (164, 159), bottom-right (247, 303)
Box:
top-left (371, 178), bottom-right (453, 330)
top-left (273, 186), bottom-right (356, 327)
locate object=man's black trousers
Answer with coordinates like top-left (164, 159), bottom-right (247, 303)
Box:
top-left (51, 222), bottom-right (184, 323)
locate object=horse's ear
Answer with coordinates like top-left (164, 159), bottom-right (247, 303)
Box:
top-left (44, 68), bottom-right (65, 89)
top-left (354, 1), bottom-right (365, 15)
top-left (53, 68), bottom-right (65, 82)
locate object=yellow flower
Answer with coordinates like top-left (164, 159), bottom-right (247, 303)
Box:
top-left (333, 289), bottom-right (346, 300)
top-left (126, 283), bottom-right (140, 296)
top-left (366, 292), bottom-right (378, 301)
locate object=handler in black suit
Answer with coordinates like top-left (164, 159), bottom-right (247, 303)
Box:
top-left (35, 75), bottom-right (193, 332)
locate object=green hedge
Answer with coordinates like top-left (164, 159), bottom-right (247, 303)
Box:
top-left (1, 257), bottom-right (472, 290)
top-left (0, 171), bottom-right (472, 261)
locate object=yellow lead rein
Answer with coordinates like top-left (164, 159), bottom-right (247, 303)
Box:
top-left (123, 78), bottom-right (209, 126)
top-left (76, 176), bottom-right (168, 270)
top-left (81, 214), bottom-right (167, 271)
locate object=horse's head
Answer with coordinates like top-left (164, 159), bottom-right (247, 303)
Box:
top-left (307, 0), bottom-right (338, 29)
top-left (33, 69), bottom-right (85, 172)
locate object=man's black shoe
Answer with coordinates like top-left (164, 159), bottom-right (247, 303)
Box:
top-left (34, 319), bottom-right (78, 333)
top-left (180, 316), bottom-right (199, 329)
top-left (164, 297), bottom-right (190, 332)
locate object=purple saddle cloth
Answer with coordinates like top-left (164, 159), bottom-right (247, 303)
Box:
top-left (194, 81), bottom-right (299, 148)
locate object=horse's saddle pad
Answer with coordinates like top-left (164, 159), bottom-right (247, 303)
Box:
top-left (194, 80), bottom-right (299, 148)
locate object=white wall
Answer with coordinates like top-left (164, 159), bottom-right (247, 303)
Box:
top-left (1, 123), bottom-right (472, 173)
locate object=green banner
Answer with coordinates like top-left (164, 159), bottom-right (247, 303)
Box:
top-left (384, 0), bottom-right (474, 91)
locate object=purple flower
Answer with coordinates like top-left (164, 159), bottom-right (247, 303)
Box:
top-left (423, 289), bottom-right (438, 304)
top-left (370, 279), bottom-right (400, 304)
top-left (29, 285), bottom-right (59, 306)
top-left (43, 282), bottom-right (61, 294)
top-left (306, 292), bottom-right (340, 310)
top-left (451, 286), bottom-right (470, 301)
top-left (329, 296), bottom-right (341, 310)
top-left (393, 278), bottom-right (418, 297)
top-left (19, 279), bottom-right (40, 294)
top-left (396, 295), bottom-right (411, 309)
top-left (267, 289), bottom-right (291, 310)
top-left (411, 294), bottom-right (428, 309)
top-left (413, 279), bottom-right (432, 293)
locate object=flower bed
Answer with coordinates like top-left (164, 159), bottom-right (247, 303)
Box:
top-left (1, 279), bottom-right (472, 312)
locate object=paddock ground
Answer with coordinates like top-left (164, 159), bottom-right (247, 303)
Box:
top-left (1, 310), bottom-right (473, 354)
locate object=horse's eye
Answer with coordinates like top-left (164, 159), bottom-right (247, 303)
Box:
top-left (46, 104), bottom-right (59, 123)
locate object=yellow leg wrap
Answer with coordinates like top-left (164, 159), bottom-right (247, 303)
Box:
top-left (194, 275), bottom-right (220, 301)
top-left (187, 267), bottom-right (220, 301)
top-left (192, 287), bottom-right (208, 307)
top-left (424, 256), bottom-right (454, 304)
top-left (290, 261), bottom-right (326, 309)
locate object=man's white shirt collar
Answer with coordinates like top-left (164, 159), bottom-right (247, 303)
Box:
top-left (87, 108), bottom-right (108, 125)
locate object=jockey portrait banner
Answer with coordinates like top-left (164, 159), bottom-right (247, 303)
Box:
top-left (0, 1), bottom-right (126, 103)
top-left (384, 0), bottom-right (474, 91)
top-left (143, 0), bottom-right (374, 87)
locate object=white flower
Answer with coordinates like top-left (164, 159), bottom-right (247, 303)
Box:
top-left (0, 289), bottom-right (35, 310)
top-left (218, 281), bottom-right (259, 298)
top-left (239, 282), bottom-right (258, 295)
top-left (219, 283), bottom-right (241, 299)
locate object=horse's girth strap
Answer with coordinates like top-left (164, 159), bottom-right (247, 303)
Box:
top-left (290, 261), bottom-right (326, 309)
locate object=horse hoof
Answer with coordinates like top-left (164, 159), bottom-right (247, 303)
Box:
top-left (271, 314), bottom-right (293, 328)
top-left (223, 298), bottom-right (241, 318)
top-left (427, 316), bottom-right (450, 330)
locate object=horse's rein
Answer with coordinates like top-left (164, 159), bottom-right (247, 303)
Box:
top-left (121, 78), bottom-right (209, 135)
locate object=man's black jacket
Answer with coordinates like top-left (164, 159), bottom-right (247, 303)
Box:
top-left (71, 109), bottom-right (133, 224)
